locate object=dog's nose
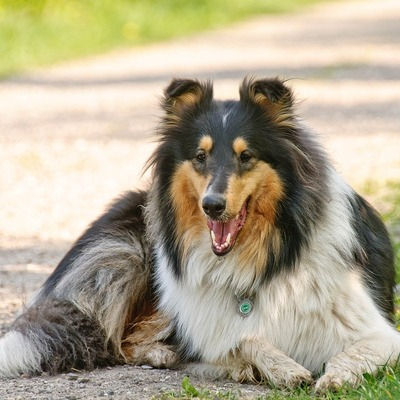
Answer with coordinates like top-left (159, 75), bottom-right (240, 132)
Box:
top-left (202, 194), bottom-right (226, 219)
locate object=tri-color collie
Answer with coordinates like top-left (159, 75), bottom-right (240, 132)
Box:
top-left (1, 77), bottom-right (399, 391)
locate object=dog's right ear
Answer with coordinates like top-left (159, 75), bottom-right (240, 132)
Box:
top-left (162, 79), bottom-right (213, 121)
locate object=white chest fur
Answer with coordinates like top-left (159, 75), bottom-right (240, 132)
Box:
top-left (155, 237), bottom-right (391, 375)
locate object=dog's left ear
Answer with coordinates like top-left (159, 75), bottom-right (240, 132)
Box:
top-left (162, 78), bottom-right (213, 120)
top-left (239, 77), bottom-right (294, 123)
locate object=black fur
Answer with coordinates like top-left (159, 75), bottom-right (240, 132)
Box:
top-left (348, 193), bottom-right (395, 318)
top-left (13, 300), bottom-right (119, 373)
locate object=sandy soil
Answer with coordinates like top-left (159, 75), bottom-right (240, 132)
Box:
top-left (0, 0), bottom-right (400, 398)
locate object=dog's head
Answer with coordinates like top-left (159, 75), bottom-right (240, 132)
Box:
top-left (150, 78), bottom-right (327, 275)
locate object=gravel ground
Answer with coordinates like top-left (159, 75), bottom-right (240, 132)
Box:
top-left (1, 0), bottom-right (400, 398)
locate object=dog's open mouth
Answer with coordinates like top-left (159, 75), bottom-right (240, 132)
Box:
top-left (207, 199), bottom-right (248, 256)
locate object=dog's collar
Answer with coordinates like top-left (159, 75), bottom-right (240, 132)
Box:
top-left (235, 294), bottom-right (255, 317)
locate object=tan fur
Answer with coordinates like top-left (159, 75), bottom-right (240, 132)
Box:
top-left (226, 161), bottom-right (284, 271)
top-left (170, 154), bottom-right (284, 275)
top-left (253, 92), bottom-right (284, 118)
top-left (173, 92), bottom-right (200, 113)
top-left (232, 137), bottom-right (248, 156)
top-left (165, 85), bottom-right (205, 125)
top-left (121, 312), bottom-right (178, 368)
top-left (199, 135), bottom-right (213, 153)
top-left (244, 78), bottom-right (296, 129)
top-left (169, 161), bottom-right (210, 259)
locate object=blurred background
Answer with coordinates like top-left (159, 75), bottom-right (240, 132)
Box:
top-left (0, 0), bottom-right (330, 78)
top-left (0, 0), bottom-right (399, 331)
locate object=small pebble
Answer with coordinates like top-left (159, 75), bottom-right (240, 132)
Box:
top-left (99, 390), bottom-right (115, 397)
top-left (66, 373), bottom-right (79, 381)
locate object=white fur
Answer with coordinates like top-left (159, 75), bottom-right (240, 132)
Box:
top-left (0, 331), bottom-right (43, 378)
top-left (222, 110), bottom-right (233, 128)
top-left (153, 168), bottom-right (400, 387)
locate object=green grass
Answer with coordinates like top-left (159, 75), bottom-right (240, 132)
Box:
top-left (0, 0), bottom-right (330, 78)
top-left (157, 376), bottom-right (241, 399)
top-left (157, 368), bottom-right (400, 400)
top-left (157, 182), bottom-right (400, 399)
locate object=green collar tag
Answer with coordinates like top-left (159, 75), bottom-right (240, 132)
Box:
top-left (237, 298), bottom-right (254, 317)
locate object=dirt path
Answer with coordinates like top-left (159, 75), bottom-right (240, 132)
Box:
top-left (1, 0), bottom-right (400, 398)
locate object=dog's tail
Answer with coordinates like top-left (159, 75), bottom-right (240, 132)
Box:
top-left (0, 331), bottom-right (42, 378)
top-left (0, 299), bottom-right (117, 378)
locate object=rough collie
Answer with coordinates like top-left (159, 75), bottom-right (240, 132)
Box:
top-left (1, 77), bottom-right (399, 392)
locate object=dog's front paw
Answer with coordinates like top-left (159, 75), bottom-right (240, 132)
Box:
top-left (230, 361), bottom-right (259, 383)
top-left (237, 336), bottom-right (313, 389)
top-left (267, 362), bottom-right (314, 389)
top-left (315, 372), bottom-right (343, 393)
top-left (146, 343), bottom-right (180, 368)
top-left (232, 357), bottom-right (313, 388)
top-left (315, 368), bottom-right (362, 393)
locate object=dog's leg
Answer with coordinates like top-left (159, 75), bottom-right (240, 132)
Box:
top-left (233, 336), bottom-right (313, 388)
top-left (121, 311), bottom-right (179, 369)
top-left (185, 337), bottom-right (313, 387)
top-left (315, 330), bottom-right (400, 392)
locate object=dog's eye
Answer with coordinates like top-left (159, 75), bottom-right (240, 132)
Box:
top-left (239, 151), bottom-right (252, 163)
top-left (195, 151), bottom-right (206, 163)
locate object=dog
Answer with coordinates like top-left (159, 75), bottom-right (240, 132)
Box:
top-left (0, 77), bottom-right (399, 392)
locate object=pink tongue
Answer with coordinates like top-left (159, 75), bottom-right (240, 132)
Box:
top-left (208, 219), bottom-right (237, 246)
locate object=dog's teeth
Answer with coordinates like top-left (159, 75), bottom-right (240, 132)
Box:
top-left (235, 213), bottom-right (239, 220)
top-left (211, 230), bottom-right (216, 242)
top-left (211, 230), bottom-right (233, 252)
